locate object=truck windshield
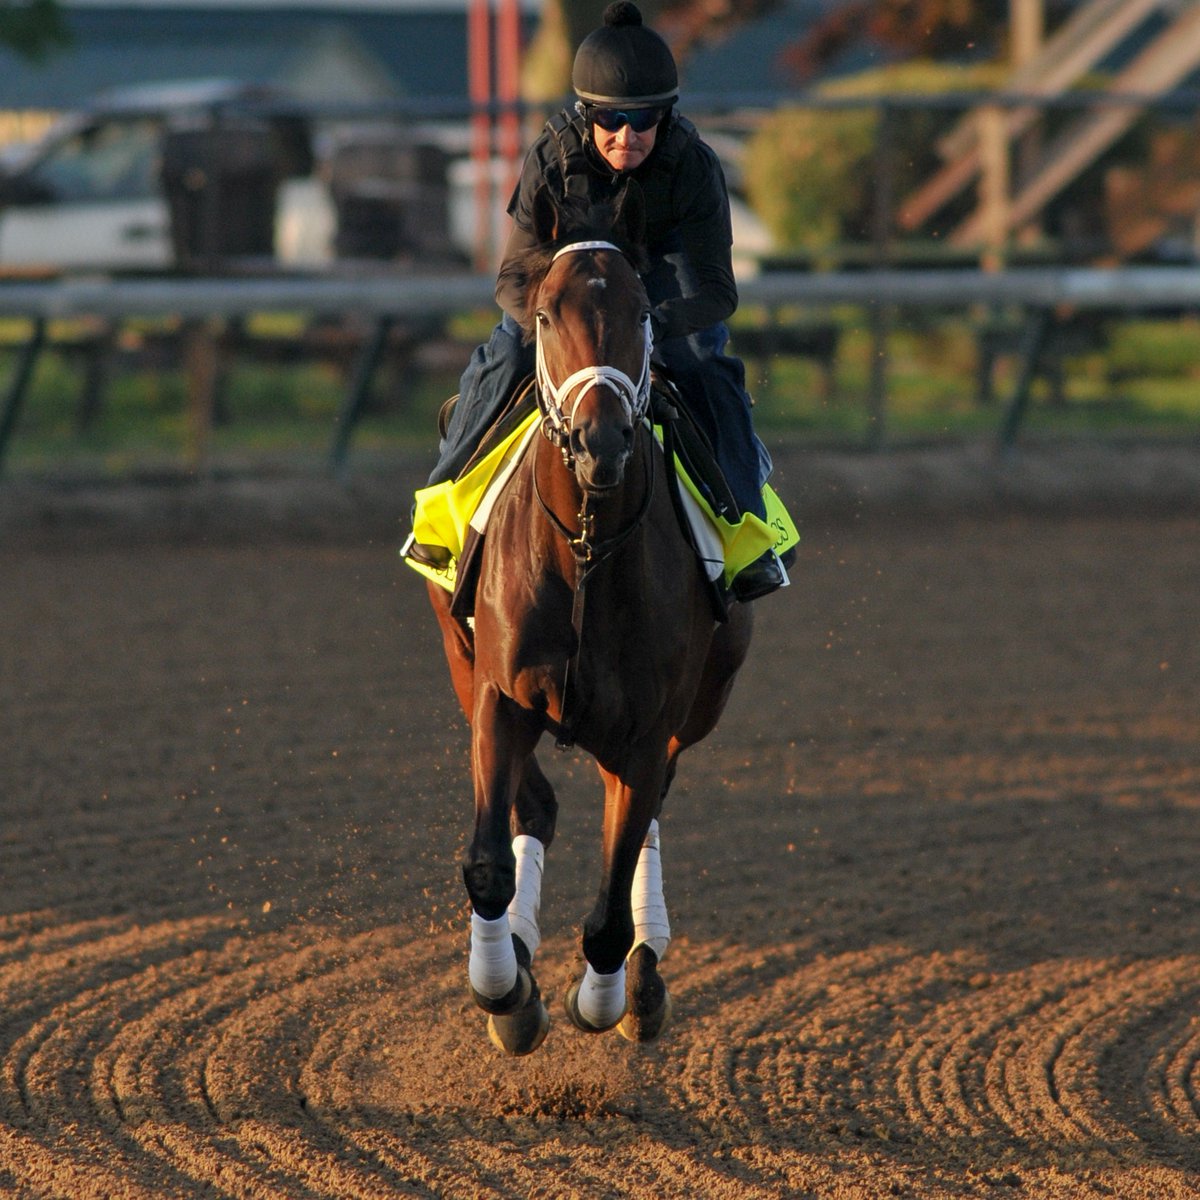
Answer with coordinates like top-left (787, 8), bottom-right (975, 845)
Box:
top-left (26, 116), bottom-right (162, 204)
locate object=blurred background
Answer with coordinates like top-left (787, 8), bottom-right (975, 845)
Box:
top-left (2, 0), bottom-right (1200, 477)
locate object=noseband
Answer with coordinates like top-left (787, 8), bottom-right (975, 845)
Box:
top-left (534, 240), bottom-right (653, 467)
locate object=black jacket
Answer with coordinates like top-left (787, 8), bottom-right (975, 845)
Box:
top-left (495, 109), bottom-right (737, 341)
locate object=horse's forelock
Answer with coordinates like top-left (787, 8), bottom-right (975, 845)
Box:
top-left (516, 196), bottom-right (645, 339)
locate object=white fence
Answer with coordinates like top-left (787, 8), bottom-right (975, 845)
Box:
top-left (4, 265), bottom-right (1200, 320)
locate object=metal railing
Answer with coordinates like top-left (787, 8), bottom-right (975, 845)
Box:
top-left (4, 263), bottom-right (1200, 472)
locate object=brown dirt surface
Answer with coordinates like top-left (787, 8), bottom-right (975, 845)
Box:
top-left (3, 440), bottom-right (1200, 1198)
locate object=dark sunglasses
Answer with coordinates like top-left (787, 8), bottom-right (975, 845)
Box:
top-left (590, 106), bottom-right (666, 134)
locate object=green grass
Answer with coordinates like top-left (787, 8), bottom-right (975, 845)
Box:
top-left (0, 318), bottom-right (462, 476)
top-left (2, 310), bottom-right (1198, 478)
top-left (743, 312), bottom-right (1200, 445)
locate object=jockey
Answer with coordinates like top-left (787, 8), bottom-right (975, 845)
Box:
top-left (407, 0), bottom-right (788, 601)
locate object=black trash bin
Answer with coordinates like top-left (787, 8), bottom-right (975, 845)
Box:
top-left (162, 121), bottom-right (279, 267)
top-left (330, 131), bottom-right (457, 262)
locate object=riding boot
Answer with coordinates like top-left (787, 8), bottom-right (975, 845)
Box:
top-left (730, 549), bottom-right (789, 603)
top-left (401, 531), bottom-right (452, 569)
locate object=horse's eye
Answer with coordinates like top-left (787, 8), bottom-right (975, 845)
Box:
top-left (535, 310), bottom-right (550, 327)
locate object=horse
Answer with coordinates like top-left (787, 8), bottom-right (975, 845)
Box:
top-left (427, 181), bottom-right (753, 1055)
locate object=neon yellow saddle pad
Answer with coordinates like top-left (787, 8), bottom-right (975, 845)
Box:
top-left (405, 412), bottom-right (798, 594)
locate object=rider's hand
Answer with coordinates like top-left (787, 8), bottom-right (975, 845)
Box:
top-left (649, 307), bottom-right (669, 344)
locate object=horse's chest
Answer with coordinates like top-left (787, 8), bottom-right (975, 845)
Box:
top-left (477, 467), bottom-right (700, 741)
top-left (498, 596), bottom-right (693, 740)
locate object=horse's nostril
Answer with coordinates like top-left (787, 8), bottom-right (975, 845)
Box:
top-left (570, 428), bottom-right (587, 460)
top-left (622, 425), bottom-right (634, 452)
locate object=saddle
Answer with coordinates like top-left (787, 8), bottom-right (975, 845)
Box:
top-left (647, 372), bottom-right (740, 523)
top-left (443, 378), bottom-right (539, 478)
top-left (407, 374), bottom-right (796, 619)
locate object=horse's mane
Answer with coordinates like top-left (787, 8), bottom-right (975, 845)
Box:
top-left (512, 189), bottom-right (648, 341)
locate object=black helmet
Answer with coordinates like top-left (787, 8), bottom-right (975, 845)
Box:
top-left (572, 2), bottom-right (678, 108)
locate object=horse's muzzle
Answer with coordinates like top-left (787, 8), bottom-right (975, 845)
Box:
top-left (570, 421), bottom-right (634, 492)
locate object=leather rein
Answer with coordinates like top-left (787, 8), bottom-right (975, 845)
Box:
top-left (530, 239), bottom-right (656, 749)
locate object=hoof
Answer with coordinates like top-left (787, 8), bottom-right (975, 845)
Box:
top-left (487, 992), bottom-right (551, 1056)
top-left (617, 988), bottom-right (672, 1042)
top-left (563, 977), bottom-right (624, 1033)
top-left (485, 935), bottom-right (549, 1054)
top-left (617, 944), bottom-right (673, 1043)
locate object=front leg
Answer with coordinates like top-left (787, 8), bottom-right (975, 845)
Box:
top-left (463, 680), bottom-right (537, 919)
top-left (565, 751), bottom-right (667, 1031)
top-left (464, 681), bottom-right (540, 1010)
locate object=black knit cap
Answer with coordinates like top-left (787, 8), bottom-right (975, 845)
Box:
top-left (572, 2), bottom-right (678, 108)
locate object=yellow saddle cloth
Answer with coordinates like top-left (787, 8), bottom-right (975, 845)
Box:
top-left (405, 411), bottom-right (798, 594)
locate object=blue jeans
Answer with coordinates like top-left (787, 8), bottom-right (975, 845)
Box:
top-left (429, 313), bottom-right (533, 487)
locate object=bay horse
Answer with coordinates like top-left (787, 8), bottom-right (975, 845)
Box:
top-left (427, 181), bottom-right (753, 1055)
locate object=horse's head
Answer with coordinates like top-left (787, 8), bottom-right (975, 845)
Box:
top-left (521, 183), bottom-right (651, 495)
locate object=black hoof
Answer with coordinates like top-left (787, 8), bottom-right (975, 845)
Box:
top-left (563, 976), bottom-right (625, 1034)
top-left (617, 944), bottom-right (672, 1043)
top-left (488, 990), bottom-right (550, 1056)
top-left (483, 937), bottom-right (549, 1054)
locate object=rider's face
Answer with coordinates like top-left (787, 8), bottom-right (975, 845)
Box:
top-left (592, 120), bottom-right (658, 172)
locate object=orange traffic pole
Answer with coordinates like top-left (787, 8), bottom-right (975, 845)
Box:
top-left (496, 0), bottom-right (522, 206)
top-left (468, 0), bottom-right (494, 270)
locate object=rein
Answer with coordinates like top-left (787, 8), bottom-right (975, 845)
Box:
top-left (534, 431), bottom-right (654, 751)
top-left (531, 238), bottom-right (656, 749)
top-left (533, 425), bottom-right (655, 586)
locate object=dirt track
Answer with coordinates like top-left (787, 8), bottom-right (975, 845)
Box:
top-left (2, 443), bottom-right (1200, 1198)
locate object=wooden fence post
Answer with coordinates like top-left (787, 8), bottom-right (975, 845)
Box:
top-left (182, 318), bottom-right (222, 470)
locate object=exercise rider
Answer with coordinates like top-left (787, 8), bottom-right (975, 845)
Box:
top-left (407, 0), bottom-right (788, 602)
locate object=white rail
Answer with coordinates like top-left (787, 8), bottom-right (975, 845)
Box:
top-left (3, 266), bottom-right (1200, 320)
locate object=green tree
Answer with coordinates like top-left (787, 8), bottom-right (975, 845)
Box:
top-left (0, 0), bottom-right (71, 62)
top-left (743, 61), bottom-right (1003, 253)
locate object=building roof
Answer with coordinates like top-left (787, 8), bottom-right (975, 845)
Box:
top-left (0, 5), bottom-right (476, 110)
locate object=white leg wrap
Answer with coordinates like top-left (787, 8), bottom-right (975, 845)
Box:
top-left (577, 962), bottom-right (627, 1029)
top-left (468, 911), bottom-right (518, 999)
top-left (506, 834), bottom-right (544, 958)
top-left (631, 819), bottom-right (670, 962)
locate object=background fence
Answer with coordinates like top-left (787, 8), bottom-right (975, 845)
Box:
top-left (4, 87), bottom-right (1200, 473)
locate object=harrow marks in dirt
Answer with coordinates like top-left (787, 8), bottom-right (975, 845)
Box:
top-left (3, 513), bottom-right (1200, 1196)
top-left (2, 912), bottom-right (1200, 1198)
top-left (663, 943), bottom-right (1200, 1194)
top-left (0, 914), bottom-right (653, 1198)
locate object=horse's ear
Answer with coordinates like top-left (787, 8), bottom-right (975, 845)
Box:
top-left (613, 179), bottom-right (646, 248)
top-left (531, 184), bottom-right (561, 245)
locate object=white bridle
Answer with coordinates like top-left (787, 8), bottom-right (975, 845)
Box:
top-left (534, 240), bottom-right (654, 444)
